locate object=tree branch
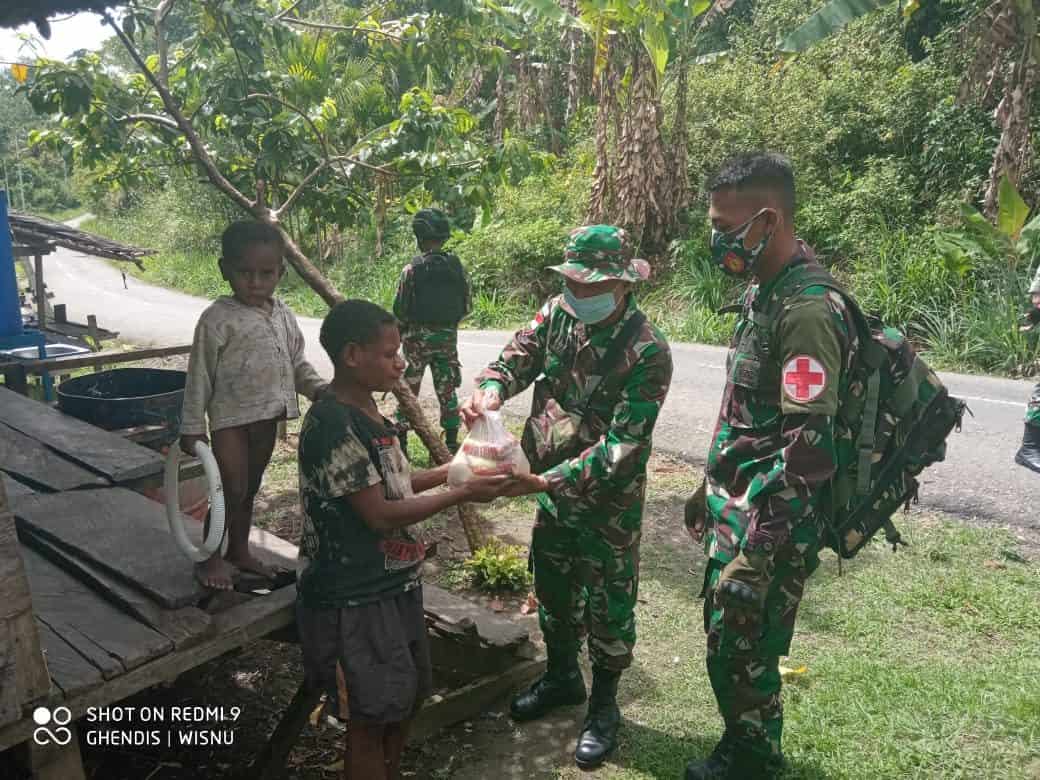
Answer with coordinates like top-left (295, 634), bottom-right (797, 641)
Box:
top-left (116, 113), bottom-right (180, 130)
top-left (280, 17), bottom-right (406, 42)
top-left (155, 0), bottom-right (177, 85)
top-left (103, 11), bottom-right (255, 213)
top-left (241, 92), bottom-right (331, 161)
top-left (274, 155), bottom-right (396, 219)
top-left (273, 0), bottom-right (304, 20)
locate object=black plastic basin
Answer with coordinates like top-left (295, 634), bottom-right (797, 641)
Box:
top-left (57, 368), bottom-right (186, 444)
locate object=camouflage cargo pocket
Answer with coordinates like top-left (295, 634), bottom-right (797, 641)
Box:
top-left (522, 397), bottom-right (583, 473)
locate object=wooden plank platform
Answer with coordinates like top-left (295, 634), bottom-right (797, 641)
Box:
top-left (34, 621), bottom-right (103, 699)
top-left (0, 583), bottom-right (299, 752)
top-left (1, 473), bottom-right (36, 502)
top-left (25, 534), bottom-right (214, 651)
top-left (13, 488), bottom-right (206, 609)
top-left (21, 547), bottom-right (173, 679)
top-left (0, 388), bottom-right (163, 483)
top-left (0, 422), bottom-right (109, 492)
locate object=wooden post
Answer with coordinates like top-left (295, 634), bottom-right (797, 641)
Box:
top-left (22, 723), bottom-right (87, 780)
top-left (86, 316), bottom-right (102, 373)
top-left (0, 477), bottom-right (52, 730)
top-left (247, 682), bottom-right (322, 780)
top-left (33, 254), bottom-right (45, 330)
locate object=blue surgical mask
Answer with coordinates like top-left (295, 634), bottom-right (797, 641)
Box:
top-left (564, 286), bottom-right (620, 324)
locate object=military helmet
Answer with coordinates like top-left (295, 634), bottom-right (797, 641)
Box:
top-left (412, 208), bottom-right (452, 242)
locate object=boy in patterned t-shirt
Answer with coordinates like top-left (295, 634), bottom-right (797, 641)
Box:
top-left (295, 299), bottom-right (508, 780)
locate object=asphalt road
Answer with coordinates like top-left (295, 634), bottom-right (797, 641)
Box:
top-left (42, 234), bottom-right (1037, 537)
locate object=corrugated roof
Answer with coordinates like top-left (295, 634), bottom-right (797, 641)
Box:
top-left (9, 211), bottom-right (153, 268)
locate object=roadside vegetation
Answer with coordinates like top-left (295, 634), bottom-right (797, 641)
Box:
top-left (72, 0), bottom-right (1040, 376)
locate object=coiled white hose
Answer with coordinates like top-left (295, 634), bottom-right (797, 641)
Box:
top-left (165, 440), bottom-right (226, 562)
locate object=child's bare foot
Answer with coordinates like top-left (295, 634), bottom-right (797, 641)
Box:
top-left (195, 556), bottom-right (237, 590)
top-left (225, 552), bottom-right (280, 581)
top-left (195, 555), bottom-right (237, 591)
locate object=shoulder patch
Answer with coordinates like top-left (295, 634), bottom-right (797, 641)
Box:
top-left (782, 354), bottom-right (828, 402)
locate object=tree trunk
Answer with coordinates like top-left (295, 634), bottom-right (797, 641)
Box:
top-left (563, 0), bottom-right (583, 121)
top-left (614, 46), bottom-right (670, 252)
top-left (494, 66), bottom-right (508, 143)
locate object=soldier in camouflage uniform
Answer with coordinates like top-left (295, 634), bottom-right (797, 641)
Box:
top-left (684, 154), bottom-right (859, 780)
top-left (462, 225), bottom-right (673, 769)
top-left (1015, 263), bottom-right (1040, 471)
top-left (393, 209), bottom-right (471, 453)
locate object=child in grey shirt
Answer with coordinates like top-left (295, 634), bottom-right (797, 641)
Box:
top-left (180, 221), bottom-right (328, 590)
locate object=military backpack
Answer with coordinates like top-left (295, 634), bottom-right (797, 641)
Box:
top-left (405, 251), bottom-right (468, 325)
top-left (760, 264), bottom-right (968, 558)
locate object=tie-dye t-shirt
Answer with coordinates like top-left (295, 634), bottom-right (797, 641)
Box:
top-left (296, 400), bottom-right (424, 608)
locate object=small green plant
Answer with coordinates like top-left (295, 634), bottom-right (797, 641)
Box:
top-left (463, 538), bottom-right (532, 591)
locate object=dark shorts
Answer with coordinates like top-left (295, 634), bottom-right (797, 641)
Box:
top-left (296, 587), bottom-right (432, 724)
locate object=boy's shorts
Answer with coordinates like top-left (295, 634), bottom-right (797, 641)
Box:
top-left (296, 587), bottom-right (432, 724)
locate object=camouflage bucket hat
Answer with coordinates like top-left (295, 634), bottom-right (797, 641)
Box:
top-left (412, 208), bottom-right (452, 241)
top-left (549, 225), bottom-right (651, 283)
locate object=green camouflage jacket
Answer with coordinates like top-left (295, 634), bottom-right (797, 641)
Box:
top-left (478, 294), bottom-right (672, 546)
top-left (705, 256), bottom-right (859, 564)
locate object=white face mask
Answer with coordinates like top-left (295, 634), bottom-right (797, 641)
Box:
top-left (564, 286), bottom-right (620, 324)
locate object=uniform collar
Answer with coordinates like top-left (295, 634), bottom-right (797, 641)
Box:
top-left (751, 241), bottom-right (814, 311)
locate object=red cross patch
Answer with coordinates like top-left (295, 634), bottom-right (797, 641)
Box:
top-left (782, 355), bottom-right (827, 402)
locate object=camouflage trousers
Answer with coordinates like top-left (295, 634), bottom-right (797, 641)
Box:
top-left (1027, 381), bottom-right (1040, 426)
top-left (532, 508), bottom-right (639, 672)
top-left (702, 537), bottom-right (821, 762)
top-left (398, 327), bottom-right (462, 434)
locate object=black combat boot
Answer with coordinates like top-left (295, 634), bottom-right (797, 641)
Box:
top-left (1015, 423), bottom-right (1040, 473)
top-left (573, 668), bottom-right (621, 769)
top-left (685, 733), bottom-right (783, 780)
top-left (684, 732), bottom-right (734, 780)
top-left (510, 651), bottom-right (586, 722)
top-left (445, 428), bottom-right (460, 455)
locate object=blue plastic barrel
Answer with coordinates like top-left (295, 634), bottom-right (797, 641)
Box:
top-left (0, 191), bottom-right (23, 337)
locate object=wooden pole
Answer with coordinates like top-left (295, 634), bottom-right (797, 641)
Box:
top-left (86, 316), bottom-right (102, 373)
top-left (33, 253), bottom-right (45, 329)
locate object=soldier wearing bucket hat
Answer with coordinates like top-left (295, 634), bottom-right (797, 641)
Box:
top-left (461, 224), bottom-right (673, 769)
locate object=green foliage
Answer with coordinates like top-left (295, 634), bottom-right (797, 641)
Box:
top-left (779, 0), bottom-right (897, 53)
top-left (463, 538), bottom-right (532, 591)
top-left (451, 160), bottom-right (590, 305)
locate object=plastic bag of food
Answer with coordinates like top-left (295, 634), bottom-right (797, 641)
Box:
top-left (447, 409), bottom-right (531, 487)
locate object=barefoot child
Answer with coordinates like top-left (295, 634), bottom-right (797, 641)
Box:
top-left (180, 220), bottom-right (329, 590)
top-left (296, 299), bottom-right (508, 780)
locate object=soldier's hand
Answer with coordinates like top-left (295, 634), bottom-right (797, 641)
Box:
top-left (461, 386), bottom-right (501, 427)
top-left (715, 551), bottom-right (771, 611)
top-left (499, 472), bottom-right (549, 498)
top-left (684, 480), bottom-right (707, 544)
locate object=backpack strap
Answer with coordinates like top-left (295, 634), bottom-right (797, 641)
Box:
top-left (761, 264), bottom-right (883, 499)
top-left (581, 309), bottom-right (648, 418)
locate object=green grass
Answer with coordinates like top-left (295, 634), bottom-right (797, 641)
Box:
top-left (561, 508), bottom-right (1040, 778)
top-left (39, 206), bottom-right (87, 223)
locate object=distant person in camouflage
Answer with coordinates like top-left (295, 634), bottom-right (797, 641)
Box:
top-left (461, 225), bottom-right (672, 769)
top-left (393, 208), bottom-right (471, 453)
top-left (684, 154), bottom-right (859, 780)
top-left (1016, 265), bottom-right (1040, 471)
